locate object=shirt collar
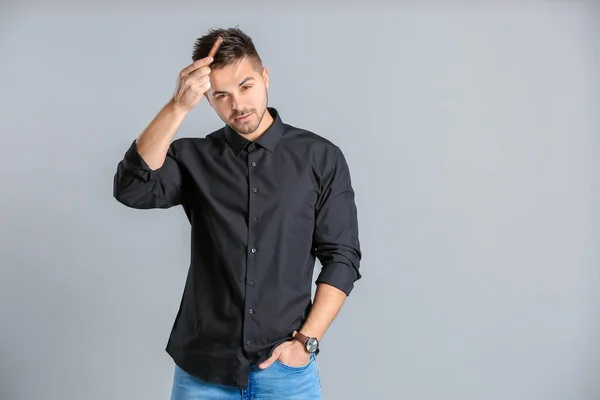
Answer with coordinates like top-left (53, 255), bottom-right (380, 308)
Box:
top-left (224, 107), bottom-right (284, 156)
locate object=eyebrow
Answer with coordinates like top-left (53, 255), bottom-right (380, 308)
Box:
top-left (212, 77), bottom-right (255, 96)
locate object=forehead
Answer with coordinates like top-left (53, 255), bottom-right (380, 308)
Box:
top-left (210, 57), bottom-right (260, 87)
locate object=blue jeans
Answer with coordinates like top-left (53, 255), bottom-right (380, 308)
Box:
top-left (170, 353), bottom-right (323, 399)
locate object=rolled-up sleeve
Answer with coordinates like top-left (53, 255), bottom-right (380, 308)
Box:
top-left (113, 139), bottom-right (183, 209)
top-left (313, 145), bottom-right (362, 296)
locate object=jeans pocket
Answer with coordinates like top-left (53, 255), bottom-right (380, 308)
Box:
top-left (274, 353), bottom-right (315, 371)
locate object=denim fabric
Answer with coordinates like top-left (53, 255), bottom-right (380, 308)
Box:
top-left (170, 353), bottom-right (322, 400)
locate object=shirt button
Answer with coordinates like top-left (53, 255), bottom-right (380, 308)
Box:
top-left (251, 217), bottom-right (257, 222)
top-left (251, 162), bottom-right (256, 167)
top-left (249, 280), bottom-right (255, 286)
top-left (251, 248), bottom-right (256, 253)
top-left (248, 309), bottom-right (254, 314)
top-left (252, 188), bottom-right (258, 193)
top-left (246, 340), bottom-right (251, 345)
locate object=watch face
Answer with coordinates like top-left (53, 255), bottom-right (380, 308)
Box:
top-left (306, 337), bottom-right (319, 353)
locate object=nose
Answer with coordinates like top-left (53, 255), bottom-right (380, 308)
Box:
top-left (231, 94), bottom-right (241, 110)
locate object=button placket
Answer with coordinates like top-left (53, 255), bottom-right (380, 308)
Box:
top-left (243, 145), bottom-right (259, 351)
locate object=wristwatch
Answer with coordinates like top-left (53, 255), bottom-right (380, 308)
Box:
top-left (293, 332), bottom-right (319, 353)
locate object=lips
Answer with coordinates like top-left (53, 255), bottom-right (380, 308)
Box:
top-left (234, 112), bottom-right (252, 122)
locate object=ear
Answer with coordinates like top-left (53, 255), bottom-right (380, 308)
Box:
top-left (262, 67), bottom-right (269, 90)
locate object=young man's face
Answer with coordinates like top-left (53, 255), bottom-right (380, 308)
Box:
top-left (206, 56), bottom-right (270, 136)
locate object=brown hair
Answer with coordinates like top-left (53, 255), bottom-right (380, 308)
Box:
top-left (192, 27), bottom-right (263, 71)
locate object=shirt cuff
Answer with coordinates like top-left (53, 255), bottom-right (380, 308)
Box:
top-left (121, 139), bottom-right (158, 182)
top-left (315, 262), bottom-right (360, 296)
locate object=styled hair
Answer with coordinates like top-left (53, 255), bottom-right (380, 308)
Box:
top-left (192, 27), bottom-right (263, 71)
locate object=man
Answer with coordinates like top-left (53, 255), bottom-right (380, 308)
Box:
top-left (113, 27), bottom-right (362, 399)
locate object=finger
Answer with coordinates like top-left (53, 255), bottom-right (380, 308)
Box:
top-left (186, 66), bottom-right (212, 82)
top-left (198, 80), bottom-right (211, 92)
top-left (174, 79), bottom-right (210, 102)
top-left (258, 351), bottom-right (280, 369)
top-left (187, 75), bottom-right (211, 95)
top-left (194, 75), bottom-right (210, 87)
top-left (180, 56), bottom-right (213, 78)
top-left (174, 71), bottom-right (211, 102)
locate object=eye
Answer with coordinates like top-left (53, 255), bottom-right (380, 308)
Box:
top-left (242, 85), bottom-right (252, 91)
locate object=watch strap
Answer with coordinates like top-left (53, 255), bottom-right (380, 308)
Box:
top-left (293, 331), bottom-right (310, 345)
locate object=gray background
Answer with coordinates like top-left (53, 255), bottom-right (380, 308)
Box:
top-left (1, 1), bottom-right (598, 399)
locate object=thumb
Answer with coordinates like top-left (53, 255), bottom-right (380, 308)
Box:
top-left (259, 350), bottom-right (281, 369)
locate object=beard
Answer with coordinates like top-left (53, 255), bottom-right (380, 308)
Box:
top-left (229, 88), bottom-right (268, 135)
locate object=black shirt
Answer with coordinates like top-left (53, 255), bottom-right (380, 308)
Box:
top-left (112, 107), bottom-right (362, 389)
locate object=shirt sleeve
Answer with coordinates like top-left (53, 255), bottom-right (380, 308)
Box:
top-left (313, 145), bottom-right (362, 296)
top-left (113, 139), bottom-right (183, 209)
